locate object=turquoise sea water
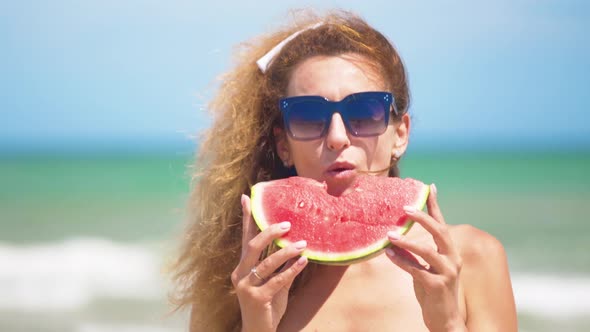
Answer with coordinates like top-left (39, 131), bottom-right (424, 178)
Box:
top-left (1, 151), bottom-right (589, 331)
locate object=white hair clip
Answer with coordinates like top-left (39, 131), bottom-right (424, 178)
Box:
top-left (256, 22), bottom-right (324, 73)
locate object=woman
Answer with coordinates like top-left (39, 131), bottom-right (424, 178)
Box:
top-left (172, 10), bottom-right (517, 332)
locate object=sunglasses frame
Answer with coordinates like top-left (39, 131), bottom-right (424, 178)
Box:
top-left (279, 91), bottom-right (397, 141)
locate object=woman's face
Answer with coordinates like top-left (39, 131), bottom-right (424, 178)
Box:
top-left (276, 54), bottom-right (410, 195)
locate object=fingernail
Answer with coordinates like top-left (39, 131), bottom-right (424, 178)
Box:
top-left (431, 183), bottom-right (437, 195)
top-left (279, 221), bottom-right (291, 230)
top-left (385, 248), bottom-right (395, 257)
top-left (240, 194), bottom-right (246, 208)
top-left (403, 205), bottom-right (417, 214)
top-left (294, 240), bottom-right (307, 250)
top-left (297, 256), bottom-right (308, 265)
top-left (387, 230), bottom-right (401, 240)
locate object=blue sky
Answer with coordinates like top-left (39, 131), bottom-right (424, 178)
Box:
top-left (1, 0), bottom-right (589, 153)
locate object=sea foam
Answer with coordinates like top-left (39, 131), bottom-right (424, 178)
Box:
top-left (0, 238), bottom-right (164, 311)
top-left (0, 238), bottom-right (589, 318)
top-left (512, 274), bottom-right (590, 317)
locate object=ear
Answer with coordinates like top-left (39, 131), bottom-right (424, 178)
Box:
top-left (391, 113), bottom-right (410, 158)
top-left (274, 127), bottom-right (292, 166)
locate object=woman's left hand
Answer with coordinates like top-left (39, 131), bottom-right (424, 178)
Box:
top-left (386, 184), bottom-right (467, 332)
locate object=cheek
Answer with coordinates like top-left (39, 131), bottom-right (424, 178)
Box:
top-left (368, 140), bottom-right (392, 163)
top-left (355, 130), bottom-right (396, 156)
top-left (382, 126), bottom-right (399, 149)
top-left (374, 129), bottom-right (398, 160)
top-left (289, 140), bottom-right (322, 165)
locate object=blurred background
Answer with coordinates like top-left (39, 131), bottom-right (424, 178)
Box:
top-left (1, 1), bottom-right (589, 331)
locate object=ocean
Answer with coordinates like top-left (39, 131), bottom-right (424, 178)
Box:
top-left (1, 150), bottom-right (589, 331)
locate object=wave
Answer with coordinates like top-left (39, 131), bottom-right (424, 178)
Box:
top-left (512, 274), bottom-right (590, 318)
top-left (0, 238), bottom-right (165, 311)
top-left (0, 238), bottom-right (589, 318)
top-left (76, 322), bottom-right (179, 332)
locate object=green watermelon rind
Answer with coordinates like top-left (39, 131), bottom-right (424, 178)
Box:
top-left (250, 179), bottom-right (430, 265)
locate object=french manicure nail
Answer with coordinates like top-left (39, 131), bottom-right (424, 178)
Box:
top-left (431, 183), bottom-right (437, 195)
top-left (387, 230), bottom-right (401, 240)
top-left (297, 256), bottom-right (308, 265)
top-left (294, 240), bottom-right (307, 250)
top-left (240, 194), bottom-right (246, 208)
top-left (279, 221), bottom-right (291, 230)
top-left (385, 248), bottom-right (395, 257)
top-left (403, 205), bottom-right (417, 214)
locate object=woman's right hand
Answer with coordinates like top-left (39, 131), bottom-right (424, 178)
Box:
top-left (231, 194), bottom-right (309, 332)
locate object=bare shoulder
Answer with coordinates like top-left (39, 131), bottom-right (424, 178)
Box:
top-left (448, 224), bottom-right (506, 263)
top-left (448, 224), bottom-right (518, 331)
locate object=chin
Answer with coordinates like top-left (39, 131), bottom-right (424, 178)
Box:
top-left (324, 171), bottom-right (358, 196)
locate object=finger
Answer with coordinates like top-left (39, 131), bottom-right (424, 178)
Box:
top-left (248, 266), bottom-right (267, 286)
top-left (277, 256), bottom-right (298, 273)
top-left (240, 220), bottom-right (292, 277)
top-left (275, 257), bottom-right (300, 290)
top-left (385, 246), bottom-right (429, 279)
top-left (260, 255), bottom-right (308, 298)
top-left (253, 240), bottom-right (307, 282)
top-left (387, 231), bottom-right (447, 274)
top-left (426, 183), bottom-right (446, 224)
top-left (258, 257), bottom-right (298, 284)
top-left (403, 206), bottom-right (454, 255)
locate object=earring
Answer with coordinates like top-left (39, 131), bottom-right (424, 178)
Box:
top-left (391, 150), bottom-right (401, 163)
top-left (283, 160), bottom-right (290, 167)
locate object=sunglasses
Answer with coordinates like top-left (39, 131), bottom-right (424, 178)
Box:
top-left (279, 91), bottom-right (397, 141)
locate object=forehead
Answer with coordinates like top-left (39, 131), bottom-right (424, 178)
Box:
top-left (286, 54), bottom-right (386, 100)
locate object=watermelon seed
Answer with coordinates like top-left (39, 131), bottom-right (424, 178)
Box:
top-left (298, 201), bottom-right (305, 208)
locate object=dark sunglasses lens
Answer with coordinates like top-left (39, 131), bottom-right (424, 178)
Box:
top-left (286, 101), bottom-right (329, 139)
top-left (345, 98), bottom-right (388, 136)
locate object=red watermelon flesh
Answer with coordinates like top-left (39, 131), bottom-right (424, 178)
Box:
top-left (250, 175), bottom-right (430, 265)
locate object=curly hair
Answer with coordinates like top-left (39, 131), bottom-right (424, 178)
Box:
top-left (170, 9), bottom-right (410, 332)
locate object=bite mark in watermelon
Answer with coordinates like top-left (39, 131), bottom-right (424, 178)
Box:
top-left (250, 175), bottom-right (430, 265)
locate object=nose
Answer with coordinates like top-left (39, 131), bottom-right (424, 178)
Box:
top-left (326, 113), bottom-right (350, 151)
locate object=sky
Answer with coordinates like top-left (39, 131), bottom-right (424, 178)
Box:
top-left (1, 0), bottom-right (589, 153)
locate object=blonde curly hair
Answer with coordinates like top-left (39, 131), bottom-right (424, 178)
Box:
top-left (170, 9), bottom-right (410, 332)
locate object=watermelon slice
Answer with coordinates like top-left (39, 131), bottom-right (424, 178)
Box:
top-left (250, 175), bottom-right (430, 265)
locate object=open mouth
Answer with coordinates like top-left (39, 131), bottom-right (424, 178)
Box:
top-left (326, 162), bottom-right (356, 176)
top-left (331, 167), bottom-right (351, 172)
top-left (324, 162), bottom-right (358, 196)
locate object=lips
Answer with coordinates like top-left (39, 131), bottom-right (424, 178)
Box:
top-left (326, 161), bottom-right (356, 174)
top-left (324, 161), bottom-right (358, 195)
